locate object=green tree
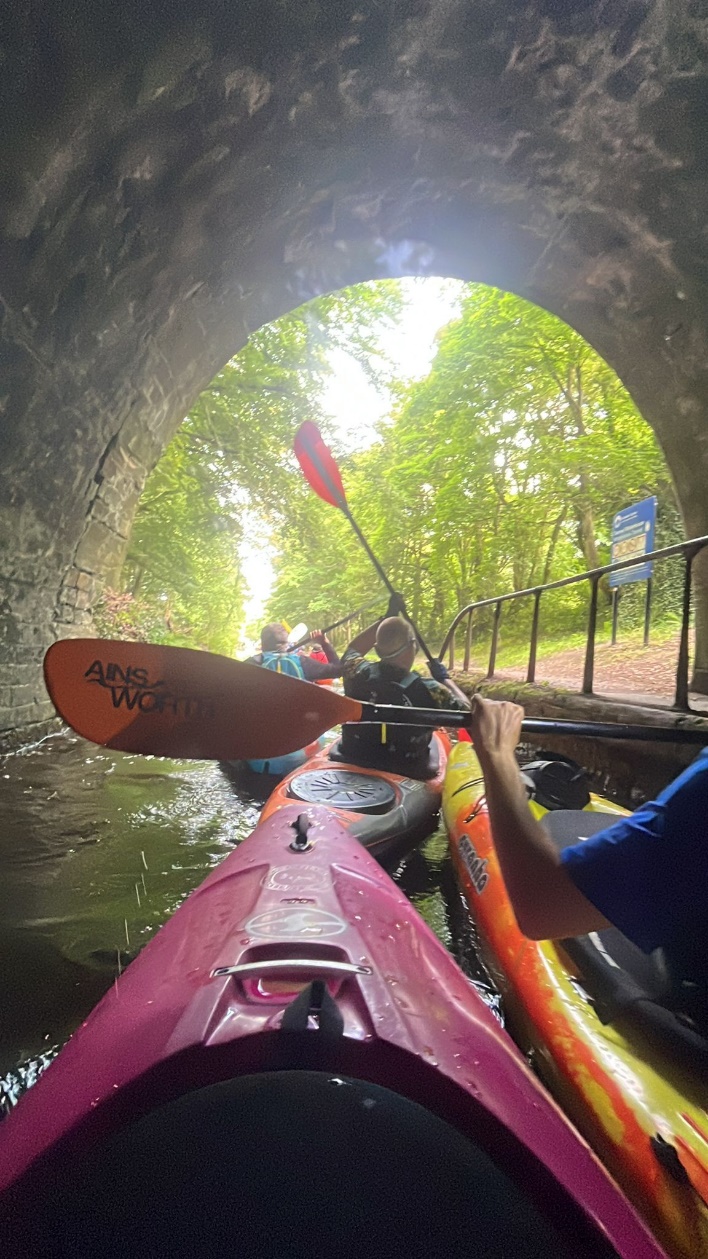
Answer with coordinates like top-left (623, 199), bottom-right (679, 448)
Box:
top-left (116, 282), bottom-right (403, 651)
top-left (266, 285), bottom-right (675, 655)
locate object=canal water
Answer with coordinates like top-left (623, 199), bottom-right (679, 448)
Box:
top-left (0, 732), bottom-right (497, 1114)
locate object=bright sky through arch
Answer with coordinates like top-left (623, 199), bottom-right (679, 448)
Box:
top-left (239, 277), bottom-right (464, 643)
top-left (320, 276), bottom-right (465, 451)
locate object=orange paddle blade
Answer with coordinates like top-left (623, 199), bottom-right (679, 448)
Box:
top-left (44, 640), bottom-right (362, 760)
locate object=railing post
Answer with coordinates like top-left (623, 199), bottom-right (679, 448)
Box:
top-left (487, 601), bottom-right (502, 679)
top-left (582, 576), bottom-right (599, 695)
top-left (435, 536), bottom-right (708, 706)
top-left (674, 552), bottom-right (694, 711)
top-left (611, 588), bottom-right (619, 646)
top-left (526, 590), bottom-right (541, 684)
top-left (643, 577), bottom-right (653, 647)
top-left (464, 612), bottom-right (473, 673)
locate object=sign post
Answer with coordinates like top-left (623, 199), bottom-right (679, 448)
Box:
top-left (609, 497), bottom-right (657, 646)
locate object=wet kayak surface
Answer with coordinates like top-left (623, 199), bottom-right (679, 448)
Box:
top-left (0, 732), bottom-right (497, 1112)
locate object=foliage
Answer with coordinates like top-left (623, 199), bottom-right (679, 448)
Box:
top-left (121, 282), bottom-right (404, 652)
top-left (123, 276), bottom-right (678, 664)
top-left (265, 285), bottom-right (677, 654)
top-left (92, 589), bottom-right (170, 642)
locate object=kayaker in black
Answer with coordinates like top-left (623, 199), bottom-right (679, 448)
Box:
top-left (245, 622), bottom-right (342, 682)
top-left (468, 694), bottom-right (708, 1026)
top-left (340, 595), bottom-right (469, 776)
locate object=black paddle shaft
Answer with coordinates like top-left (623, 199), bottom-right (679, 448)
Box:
top-left (288, 599), bottom-right (380, 651)
top-left (359, 704), bottom-right (708, 744)
top-left (345, 510), bottom-right (436, 664)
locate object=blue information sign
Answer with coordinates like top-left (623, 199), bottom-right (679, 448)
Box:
top-left (609, 496), bottom-right (657, 588)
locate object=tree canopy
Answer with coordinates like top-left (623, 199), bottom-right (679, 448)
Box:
top-left (102, 279), bottom-right (678, 660)
top-left (97, 282), bottom-right (403, 650)
top-left (264, 285), bottom-right (677, 648)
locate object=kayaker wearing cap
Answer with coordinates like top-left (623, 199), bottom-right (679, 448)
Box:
top-left (468, 694), bottom-right (708, 1025)
top-left (340, 593), bottom-right (469, 775)
top-left (246, 623), bottom-right (342, 682)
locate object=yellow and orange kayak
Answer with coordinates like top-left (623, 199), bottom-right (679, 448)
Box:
top-left (443, 739), bottom-right (708, 1259)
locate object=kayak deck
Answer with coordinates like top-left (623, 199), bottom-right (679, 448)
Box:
top-left (443, 740), bottom-right (708, 1259)
top-left (256, 731), bottom-right (451, 863)
top-left (0, 802), bottom-right (662, 1257)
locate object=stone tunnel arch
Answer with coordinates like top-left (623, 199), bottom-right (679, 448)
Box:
top-left (2, 0), bottom-right (708, 744)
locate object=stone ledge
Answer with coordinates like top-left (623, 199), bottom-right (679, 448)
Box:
top-left (0, 717), bottom-right (63, 755)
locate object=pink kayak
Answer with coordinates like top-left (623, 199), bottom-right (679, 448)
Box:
top-left (0, 802), bottom-right (665, 1258)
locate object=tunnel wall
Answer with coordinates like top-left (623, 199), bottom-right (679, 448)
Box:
top-left (2, 0), bottom-right (708, 745)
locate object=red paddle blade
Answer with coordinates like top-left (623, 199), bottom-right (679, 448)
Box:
top-left (43, 639), bottom-right (361, 760)
top-left (294, 421), bottom-right (348, 512)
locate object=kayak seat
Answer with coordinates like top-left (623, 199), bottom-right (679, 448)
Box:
top-left (542, 809), bottom-right (708, 1072)
top-left (15, 1071), bottom-right (616, 1259)
top-left (521, 758), bottom-right (591, 812)
top-left (288, 768), bottom-right (397, 814)
top-left (542, 810), bottom-right (672, 1001)
top-left (327, 736), bottom-right (440, 781)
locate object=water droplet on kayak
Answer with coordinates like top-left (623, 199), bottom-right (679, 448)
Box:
top-left (353, 914), bottom-right (361, 921)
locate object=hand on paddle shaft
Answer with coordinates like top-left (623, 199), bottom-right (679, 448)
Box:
top-left (293, 422), bottom-right (437, 666)
top-left (44, 640), bottom-right (708, 763)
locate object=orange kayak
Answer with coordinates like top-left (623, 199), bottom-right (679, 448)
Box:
top-left (443, 740), bottom-right (708, 1259)
top-left (259, 730), bottom-right (451, 864)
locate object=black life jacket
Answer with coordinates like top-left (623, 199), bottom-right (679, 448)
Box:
top-left (341, 663), bottom-right (438, 773)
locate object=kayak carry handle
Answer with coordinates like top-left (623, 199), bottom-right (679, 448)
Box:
top-left (212, 960), bottom-right (372, 979)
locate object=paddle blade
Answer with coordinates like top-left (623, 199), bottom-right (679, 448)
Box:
top-left (294, 422), bottom-right (348, 511)
top-left (44, 640), bottom-right (362, 760)
top-left (288, 622), bottom-right (309, 648)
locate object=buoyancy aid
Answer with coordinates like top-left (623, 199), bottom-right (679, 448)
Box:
top-left (341, 663), bottom-right (439, 771)
top-left (260, 651), bottom-right (306, 680)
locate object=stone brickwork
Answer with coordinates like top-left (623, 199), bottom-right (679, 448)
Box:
top-left (2, 0), bottom-right (708, 746)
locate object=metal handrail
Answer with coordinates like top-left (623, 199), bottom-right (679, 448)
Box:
top-left (439, 535), bottom-right (708, 712)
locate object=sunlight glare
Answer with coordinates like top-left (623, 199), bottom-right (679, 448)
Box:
top-left (240, 276), bottom-right (464, 632)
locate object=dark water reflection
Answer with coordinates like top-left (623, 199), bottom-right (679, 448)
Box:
top-left (0, 733), bottom-right (495, 1114)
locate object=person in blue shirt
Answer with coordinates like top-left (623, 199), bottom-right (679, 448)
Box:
top-left (467, 695), bottom-right (708, 1019)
